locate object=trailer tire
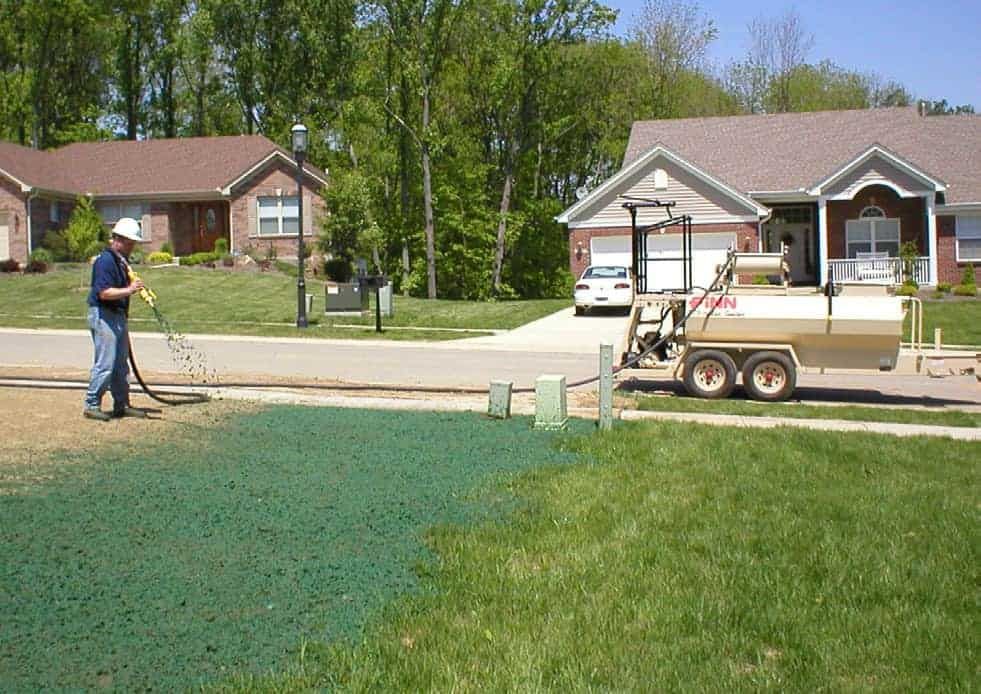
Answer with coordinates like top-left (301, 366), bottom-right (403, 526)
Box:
top-left (575, 305), bottom-right (586, 316)
top-left (683, 350), bottom-right (737, 399)
top-left (742, 351), bottom-right (796, 402)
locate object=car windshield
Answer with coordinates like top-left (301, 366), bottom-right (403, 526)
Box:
top-left (583, 266), bottom-right (628, 279)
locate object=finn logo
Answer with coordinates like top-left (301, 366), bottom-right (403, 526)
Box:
top-left (690, 296), bottom-right (737, 310)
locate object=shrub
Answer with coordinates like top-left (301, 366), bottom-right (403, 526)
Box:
top-left (146, 251), bottom-right (173, 264)
top-left (29, 248), bottom-right (54, 265)
top-left (0, 258), bottom-right (20, 272)
top-left (221, 254), bottom-right (234, 267)
top-left (40, 230), bottom-right (70, 261)
top-left (264, 243), bottom-right (277, 261)
top-left (214, 237), bottom-right (229, 255)
top-left (129, 249), bottom-right (144, 265)
top-left (895, 281), bottom-right (918, 297)
top-left (179, 251), bottom-right (221, 266)
top-left (751, 274), bottom-right (770, 285)
top-left (64, 196), bottom-right (107, 261)
top-left (953, 264), bottom-right (977, 296)
top-left (25, 258), bottom-right (48, 273)
top-left (324, 257), bottom-right (353, 282)
top-left (160, 241), bottom-right (173, 256)
top-left (936, 282), bottom-right (952, 294)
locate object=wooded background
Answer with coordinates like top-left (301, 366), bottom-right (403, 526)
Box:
top-left (0, 1), bottom-right (971, 298)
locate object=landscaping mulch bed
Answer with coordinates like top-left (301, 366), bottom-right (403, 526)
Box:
top-left (0, 402), bottom-right (589, 691)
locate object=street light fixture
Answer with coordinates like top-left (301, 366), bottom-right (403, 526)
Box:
top-left (292, 123), bottom-right (308, 328)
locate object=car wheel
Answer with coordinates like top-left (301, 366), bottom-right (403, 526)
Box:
top-left (683, 350), bottom-right (736, 399)
top-left (742, 351), bottom-right (796, 402)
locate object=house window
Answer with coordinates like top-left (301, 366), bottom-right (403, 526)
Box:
top-left (860, 205), bottom-right (885, 219)
top-left (98, 202), bottom-right (146, 226)
top-left (956, 216), bottom-right (981, 262)
top-left (845, 216), bottom-right (900, 258)
top-left (257, 196), bottom-right (299, 236)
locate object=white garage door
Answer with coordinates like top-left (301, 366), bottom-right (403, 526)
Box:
top-left (589, 232), bottom-right (736, 291)
top-left (647, 232), bottom-right (736, 291)
top-left (589, 235), bottom-right (632, 269)
top-left (643, 232), bottom-right (735, 291)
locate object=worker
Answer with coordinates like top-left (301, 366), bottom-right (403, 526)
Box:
top-left (83, 217), bottom-right (148, 421)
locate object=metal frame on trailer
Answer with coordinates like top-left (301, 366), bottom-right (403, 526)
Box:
top-left (622, 196), bottom-right (694, 294)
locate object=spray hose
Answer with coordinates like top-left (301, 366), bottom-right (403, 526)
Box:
top-left (124, 264), bottom-right (210, 407)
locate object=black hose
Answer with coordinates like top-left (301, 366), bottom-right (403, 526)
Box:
top-left (127, 334), bottom-right (210, 406)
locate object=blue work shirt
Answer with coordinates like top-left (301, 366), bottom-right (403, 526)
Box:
top-left (87, 249), bottom-right (130, 313)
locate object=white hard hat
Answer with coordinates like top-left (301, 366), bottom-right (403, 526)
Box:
top-left (112, 217), bottom-right (143, 242)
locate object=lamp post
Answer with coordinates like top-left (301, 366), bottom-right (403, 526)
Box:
top-left (292, 123), bottom-right (308, 328)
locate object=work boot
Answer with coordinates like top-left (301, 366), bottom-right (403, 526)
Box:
top-left (83, 408), bottom-right (112, 422)
top-left (113, 405), bottom-right (147, 419)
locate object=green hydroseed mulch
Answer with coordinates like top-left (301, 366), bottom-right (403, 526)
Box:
top-left (0, 407), bottom-right (591, 692)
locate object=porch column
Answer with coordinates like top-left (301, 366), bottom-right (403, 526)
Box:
top-left (817, 196), bottom-right (828, 285)
top-left (925, 194), bottom-right (938, 285)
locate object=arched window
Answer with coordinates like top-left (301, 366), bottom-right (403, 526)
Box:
top-left (847, 206), bottom-right (899, 258)
top-left (860, 205), bottom-right (885, 218)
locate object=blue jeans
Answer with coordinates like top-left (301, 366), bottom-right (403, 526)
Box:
top-left (85, 306), bottom-right (130, 410)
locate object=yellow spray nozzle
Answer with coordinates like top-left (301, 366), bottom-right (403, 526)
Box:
top-left (126, 266), bottom-right (157, 308)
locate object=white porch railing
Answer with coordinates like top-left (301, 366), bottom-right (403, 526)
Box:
top-left (828, 256), bottom-right (932, 285)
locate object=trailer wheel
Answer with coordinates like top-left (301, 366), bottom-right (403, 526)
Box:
top-left (742, 351), bottom-right (796, 402)
top-left (575, 305), bottom-right (586, 316)
top-left (683, 350), bottom-right (737, 399)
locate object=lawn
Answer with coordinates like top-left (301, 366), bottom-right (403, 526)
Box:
top-left (630, 393), bottom-right (981, 427)
top-left (906, 298), bottom-right (981, 346)
top-left (2, 404), bottom-right (976, 692)
top-left (0, 265), bottom-right (569, 338)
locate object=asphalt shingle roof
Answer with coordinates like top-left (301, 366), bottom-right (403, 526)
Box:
top-left (624, 106), bottom-right (981, 204)
top-left (0, 135), bottom-right (327, 196)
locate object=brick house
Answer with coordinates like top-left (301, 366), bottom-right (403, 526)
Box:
top-left (0, 135), bottom-right (328, 264)
top-left (558, 107), bottom-right (980, 290)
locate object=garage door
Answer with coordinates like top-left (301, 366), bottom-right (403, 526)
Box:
top-left (0, 212), bottom-right (8, 261)
top-left (589, 232), bottom-right (736, 291)
top-left (643, 232), bottom-right (735, 292)
top-left (589, 235), bottom-right (631, 269)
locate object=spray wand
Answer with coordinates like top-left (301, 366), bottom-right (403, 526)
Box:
top-left (124, 263), bottom-right (158, 308)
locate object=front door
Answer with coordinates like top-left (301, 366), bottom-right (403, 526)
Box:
top-left (0, 211), bottom-right (9, 260)
top-left (763, 205), bottom-right (818, 284)
top-left (192, 202), bottom-right (227, 253)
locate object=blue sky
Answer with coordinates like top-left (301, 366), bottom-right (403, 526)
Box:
top-left (603, 0), bottom-right (980, 109)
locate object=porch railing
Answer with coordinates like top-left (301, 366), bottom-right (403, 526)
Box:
top-left (828, 256), bottom-right (931, 285)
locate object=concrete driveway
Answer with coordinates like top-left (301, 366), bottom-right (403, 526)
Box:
top-left (455, 306), bottom-right (632, 353)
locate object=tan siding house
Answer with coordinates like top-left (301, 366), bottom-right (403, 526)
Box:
top-left (560, 107), bottom-right (980, 288)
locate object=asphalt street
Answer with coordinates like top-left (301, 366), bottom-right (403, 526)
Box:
top-left (1, 323), bottom-right (978, 407)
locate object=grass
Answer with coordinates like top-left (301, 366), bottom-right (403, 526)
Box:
top-left (905, 298), bottom-right (981, 346)
top-left (0, 265), bottom-right (569, 339)
top-left (0, 406), bottom-right (590, 692)
top-left (243, 421), bottom-right (978, 692)
top-left (631, 393), bottom-right (981, 428)
top-left (3, 408), bottom-right (977, 691)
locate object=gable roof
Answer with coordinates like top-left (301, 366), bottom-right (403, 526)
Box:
top-left (0, 135), bottom-right (328, 197)
top-left (556, 144), bottom-right (769, 224)
top-left (625, 107), bottom-right (981, 205)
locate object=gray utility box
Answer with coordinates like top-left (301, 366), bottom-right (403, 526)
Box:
top-left (324, 282), bottom-right (368, 313)
top-left (377, 282), bottom-right (394, 317)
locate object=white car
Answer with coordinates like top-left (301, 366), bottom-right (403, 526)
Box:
top-left (574, 265), bottom-right (634, 315)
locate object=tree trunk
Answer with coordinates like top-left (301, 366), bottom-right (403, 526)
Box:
top-left (421, 87), bottom-right (437, 299)
top-left (491, 167), bottom-right (514, 294)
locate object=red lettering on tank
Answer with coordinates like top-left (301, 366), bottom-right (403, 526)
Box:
top-left (689, 296), bottom-right (738, 310)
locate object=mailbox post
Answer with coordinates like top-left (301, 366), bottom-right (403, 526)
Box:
top-left (360, 274), bottom-right (387, 333)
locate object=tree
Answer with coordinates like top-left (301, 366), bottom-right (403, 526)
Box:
top-left (925, 99), bottom-right (975, 115)
top-left (631, 0), bottom-right (717, 118)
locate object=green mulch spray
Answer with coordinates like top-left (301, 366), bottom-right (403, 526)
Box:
top-left (0, 406), bottom-right (590, 691)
